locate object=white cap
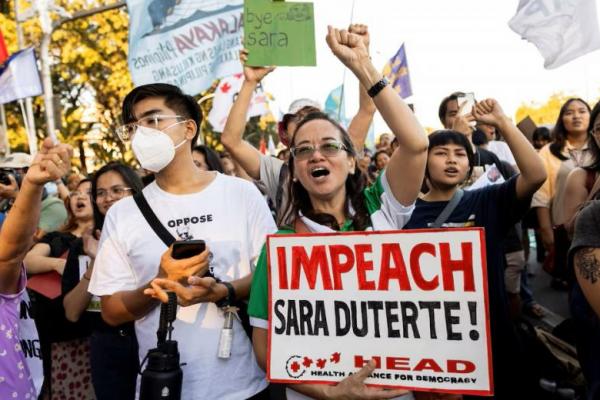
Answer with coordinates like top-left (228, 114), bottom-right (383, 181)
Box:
top-left (287, 98), bottom-right (321, 115)
top-left (0, 152), bottom-right (32, 169)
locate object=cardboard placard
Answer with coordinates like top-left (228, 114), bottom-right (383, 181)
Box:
top-left (244, 0), bottom-right (316, 66)
top-left (266, 228), bottom-right (493, 396)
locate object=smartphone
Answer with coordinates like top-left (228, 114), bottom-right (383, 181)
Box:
top-left (457, 92), bottom-right (475, 117)
top-left (172, 240), bottom-right (206, 260)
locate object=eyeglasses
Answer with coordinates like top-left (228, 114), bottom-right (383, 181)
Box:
top-left (115, 114), bottom-right (184, 141)
top-left (96, 186), bottom-right (133, 200)
top-left (290, 141), bottom-right (347, 161)
top-left (68, 190), bottom-right (92, 198)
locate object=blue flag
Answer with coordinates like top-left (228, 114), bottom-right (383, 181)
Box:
top-left (324, 85), bottom-right (347, 124)
top-left (0, 48), bottom-right (43, 105)
top-left (382, 43), bottom-right (412, 99)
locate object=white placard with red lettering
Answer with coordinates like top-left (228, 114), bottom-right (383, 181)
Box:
top-left (266, 228), bottom-right (493, 396)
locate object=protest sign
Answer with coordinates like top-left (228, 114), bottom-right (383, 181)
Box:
top-left (266, 228), bottom-right (493, 395)
top-left (244, 0), bottom-right (316, 66)
top-left (127, 0), bottom-right (243, 95)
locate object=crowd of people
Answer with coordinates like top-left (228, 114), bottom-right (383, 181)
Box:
top-left (1, 23), bottom-right (600, 400)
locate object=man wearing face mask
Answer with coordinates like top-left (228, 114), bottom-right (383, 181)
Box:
top-left (88, 83), bottom-right (277, 399)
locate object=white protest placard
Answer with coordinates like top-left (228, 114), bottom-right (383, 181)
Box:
top-left (127, 0), bottom-right (243, 95)
top-left (266, 228), bottom-right (493, 396)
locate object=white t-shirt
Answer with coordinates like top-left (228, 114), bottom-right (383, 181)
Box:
top-left (487, 140), bottom-right (516, 167)
top-left (89, 173), bottom-right (277, 400)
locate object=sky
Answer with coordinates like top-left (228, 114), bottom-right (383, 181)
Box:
top-left (260, 0), bottom-right (600, 134)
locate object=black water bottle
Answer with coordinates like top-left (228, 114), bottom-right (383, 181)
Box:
top-left (140, 292), bottom-right (182, 400)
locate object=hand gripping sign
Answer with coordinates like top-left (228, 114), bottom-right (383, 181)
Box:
top-left (266, 228), bottom-right (493, 396)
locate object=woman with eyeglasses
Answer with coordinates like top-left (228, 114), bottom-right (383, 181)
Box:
top-left (246, 26), bottom-right (428, 399)
top-left (62, 162), bottom-right (143, 400)
top-left (24, 179), bottom-right (96, 399)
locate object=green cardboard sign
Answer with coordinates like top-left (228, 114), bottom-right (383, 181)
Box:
top-left (244, 0), bottom-right (316, 66)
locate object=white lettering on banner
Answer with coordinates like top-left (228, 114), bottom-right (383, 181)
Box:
top-left (127, 0), bottom-right (243, 95)
top-left (19, 290), bottom-right (43, 394)
top-left (267, 229), bottom-right (493, 396)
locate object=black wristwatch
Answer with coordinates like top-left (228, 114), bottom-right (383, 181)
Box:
top-left (215, 281), bottom-right (236, 308)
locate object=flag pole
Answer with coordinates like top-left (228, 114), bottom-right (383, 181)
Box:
top-left (0, 105), bottom-right (8, 156)
top-left (18, 98), bottom-right (37, 155)
top-left (337, 0), bottom-right (356, 123)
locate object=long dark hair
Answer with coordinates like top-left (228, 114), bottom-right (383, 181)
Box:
top-left (584, 101), bottom-right (600, 171)
top-left (549, 98), bottom-right (592, 160)
top-left (91, 162), bottom-right (144, 230)
top-left (192, 145), bottom-right (224, 173)
top-left (281, 112), bottom-right (370, 231)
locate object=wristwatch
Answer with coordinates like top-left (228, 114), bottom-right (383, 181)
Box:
top-left (215, 281), bottom-right (236, 308)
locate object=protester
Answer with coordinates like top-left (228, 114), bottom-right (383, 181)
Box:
top-left (247, 25), bottom-right (429, 399)
top-left (569, 200), bottom-right (600, 399)
top-left (0, 139), bottom-right (71, 400)
top-left (476, 122), bottom-right (517, 168)
top-left (533, 98), bottom-right (593, 290)
top-left (62, 162), bottom-right (143, 400)
top-left (375, 132), bottom-right (393, 154)
top-left (24, 178), bottom-right (96, 399)
top-left (532, 126), bottom-right (551, 150)
top-left (192, 144), bottom-right (224, 172)
top-left (221, 23), bottom-right (376, 225)
top-left (89, 83), bottom-right (277, 399)
top-left (404, 99), bottom-right (546, 398)
top-left (563, 101), bottom-right (600, 235)
top-left (373, 149), bottom-right (391, 172)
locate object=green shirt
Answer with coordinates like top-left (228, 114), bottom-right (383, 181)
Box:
top-left (247, 172), bottom-right (415, 328)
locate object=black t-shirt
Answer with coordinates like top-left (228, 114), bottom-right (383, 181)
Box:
top-left (404, 176), bottom-right (532, 396)
top-left (61, 238), bottom-right (104, 331)
top-left (29, 231), bottom-right (92, 344)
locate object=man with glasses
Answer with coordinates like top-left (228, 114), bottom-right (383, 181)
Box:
top-left (88, 83), bottom-right (276, 399)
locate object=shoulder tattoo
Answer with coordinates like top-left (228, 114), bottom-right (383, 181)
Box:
top-left (575, 248), bottom-right (600, 284)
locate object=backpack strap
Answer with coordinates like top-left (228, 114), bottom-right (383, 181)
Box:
top-left (133, 192), bottom-right (176, 247)
top-left (431, 189), bottom-right (464, 228)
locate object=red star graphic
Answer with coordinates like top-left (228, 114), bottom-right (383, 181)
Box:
top-left (290, 361), bottom-right (301, 373)
top-left (330, 352), bottom-right (341, 363)
top-left (234, 73), bottom-right (243, 79)
top-left (220, 82), bottom-right (232, 93)
top-left (302, 357), bottom-right (313, 368)
top-left (316, 358), bottom-right (327, 369)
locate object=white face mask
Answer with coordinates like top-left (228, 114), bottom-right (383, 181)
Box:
top-left (131, 123), bottom-right (188, 172)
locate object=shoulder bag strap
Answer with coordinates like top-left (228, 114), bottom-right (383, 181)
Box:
top-left (133, 192), bottom-right (176, 247)
top-left (431, 189), bottom-right (464, 228)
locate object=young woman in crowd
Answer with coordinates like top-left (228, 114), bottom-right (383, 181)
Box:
top-left (247, 26), bottom-right (429, 399)
top-left (192, 145), bottom-right (224, 173)
top-left (24, 178), bottom-right (95, 399)
top-left (533, 98), bottom-right (593, 290)
top-left (62, 162), bottom-right (143, 400)
top-left (563, 101), bottom-right (600, 234)
top-left (403, 99), bottom-right (546, 398)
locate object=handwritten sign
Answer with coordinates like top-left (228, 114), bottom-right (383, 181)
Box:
top-left (244, 0), bottom-right (316, 66)
top-left (266, 228), bottom-right (493, 396)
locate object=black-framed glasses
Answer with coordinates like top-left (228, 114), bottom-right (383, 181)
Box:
top-left (96, 186), bottom-right (133, 200)
top-left (290, 141), bottom-right (347, 161)
top-left (115, 114), bottom-right (185, 141)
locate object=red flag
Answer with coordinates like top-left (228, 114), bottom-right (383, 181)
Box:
top-left (0, 29), bottom-right (8, 64)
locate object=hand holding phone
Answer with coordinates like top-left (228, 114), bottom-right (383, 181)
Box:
top-left (159, 240), bottom-right (209, 282)
top-left (457, 92), bottom-right (476, 127)
top-left (172, 240), bottom-right (206, 260)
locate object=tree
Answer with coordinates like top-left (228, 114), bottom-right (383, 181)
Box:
top-left (515, 92), bottom-right (600, 127)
